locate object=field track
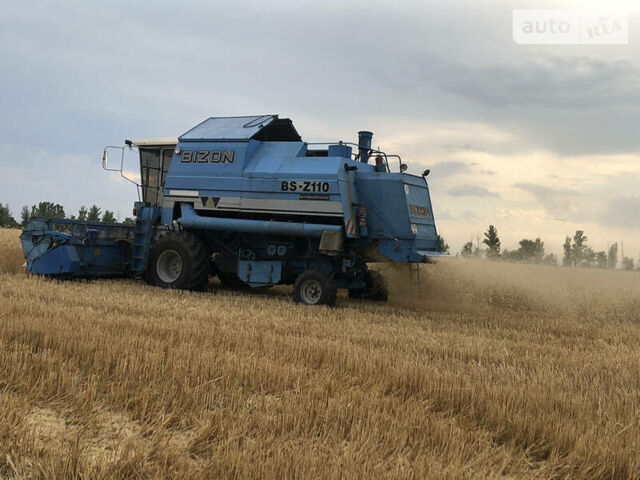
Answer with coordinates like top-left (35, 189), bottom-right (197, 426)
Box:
top-left (1, 228), bottom-right (639, 479)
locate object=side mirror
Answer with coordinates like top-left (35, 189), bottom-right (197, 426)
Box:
top-left (102, 150), bottom-right (109, 168)
top-left (400, 164), bottom-right (408, 172)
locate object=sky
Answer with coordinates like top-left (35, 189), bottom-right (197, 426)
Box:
top-left (0, 0), bottom-right (638, 257)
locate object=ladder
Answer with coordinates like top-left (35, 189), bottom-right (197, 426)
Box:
top-left (131, 203), bottom-right (160, 279)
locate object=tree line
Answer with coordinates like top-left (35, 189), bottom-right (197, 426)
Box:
top-left (0, 202), bottom-right (135, 228)
top-left (444, 225), bottom-right (637, 271)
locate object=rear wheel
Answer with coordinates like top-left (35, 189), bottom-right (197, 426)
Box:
top-left (146, 231), bottom-right (210, 291)
top-left (293, 269), bottom-right (337, 306)
top-left (348, 270), bottom-right (389, 302)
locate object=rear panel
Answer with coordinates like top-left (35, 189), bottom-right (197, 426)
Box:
top-left (355, 172), bottom-right (439, 261)
top-left (402, 174), bottom-right (438, 249)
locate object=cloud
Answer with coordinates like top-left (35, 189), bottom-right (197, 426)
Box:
top-left (604, 195), bottom-right (640, 229)
top-left (439, 57), bottom-right (640, 110)
top-left (514, 183), bottom-right (581, 221)
top-left (460, 210), bottom-right (479, 220)
top-left (429, 161), bottom-right (469, 179)
top-left (513, 181), bottom-right (640, 229)
top-left (447, 185), bottom-right (500, 198)
top-left (434, 209), bottom-right (478, 221)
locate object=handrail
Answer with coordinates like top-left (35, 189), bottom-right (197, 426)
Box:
top-left (102, 145), bottom-right (142, 201)
top-left (305, 141), bottom-right (405, 172)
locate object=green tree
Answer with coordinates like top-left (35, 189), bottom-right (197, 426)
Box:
top-left (570, 231), bottom-right (589, 267)
top-left (20, 205), bottom-right (31, 227)
top-left (581, 247), bottom-right (596, 268)
top-left (122, 217), bottom-right (136, 225)
top-left (607, 243), bottom-right (618, 269)
top-left (519, 238), bottom-right (545, 263)
top-left (29, 202), bottom-right (65, 220)
top-left (102, 210), bottom-right (116, 223)
top-left (461, 241), bottom-right (474, 257)
top-left (0, 204), bottom-right (18, 227)
top-left (622, 257), bottom-right (635, 271)
top-left (87, 205), bottom-right (102, 222)
top-left (543, 253), bottom-right (558, 265)
top-left (595, 251), bottom-right (608, 269)
top-left (77, 206), bottom-right (88, 222)
top-left (502, 238), bottom-right (546, 263)
top-left (562, 236), bottom-right (572, 266)
top-left (482, 225), bottom-right (501, 259)
top-left (437, 235), bottom-right (449, 254)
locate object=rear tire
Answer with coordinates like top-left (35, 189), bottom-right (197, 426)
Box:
top-left (293, 269), bottom-right (337, 306)
top-left (146, 231), bottom-right (210, 291)
top-left (348, 270), bottom-right (389, 302)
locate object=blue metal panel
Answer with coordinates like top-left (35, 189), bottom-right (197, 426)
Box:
top-left (180, 115), bottom-right (277, 141)
top-left (353, 172), bottom-right (439, 259)
top-left (131, 203), bottom-right (161, 278)
top-left (378, 240), bottom-right (444, 263)
top-left (354, 173), bottom-right (413, 239)
top-left (328, 144), bottom-right (352, 158)
top-left (237, 260), bottom-right (282, 286)
top-left (337, 163), bottom-right (360, 238)
top-left (29, 245), bottom-right (80, 275)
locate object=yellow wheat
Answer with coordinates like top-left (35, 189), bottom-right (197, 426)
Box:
top-left (0, 228), bottom-right (639, 479)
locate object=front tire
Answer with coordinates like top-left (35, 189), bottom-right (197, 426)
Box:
top-left (293, 269), bottom-right (337, 306)
top-left (146, 231), bottom-right (210, 291)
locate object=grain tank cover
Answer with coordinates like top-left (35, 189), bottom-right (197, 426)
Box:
top-left (179, 115), bottom-right (301, 142)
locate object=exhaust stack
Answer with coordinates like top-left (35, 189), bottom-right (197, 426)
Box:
top-left (358, 131), bottom-right (373, 163)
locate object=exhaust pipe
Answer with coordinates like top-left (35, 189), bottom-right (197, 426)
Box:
top-left (358, 131), bottom-right (373, 163)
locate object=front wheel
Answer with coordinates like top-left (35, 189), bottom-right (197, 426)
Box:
top-left (146, 231), bottom-right (210, 291)
top-left (293, 269), bottom-right (337, 306)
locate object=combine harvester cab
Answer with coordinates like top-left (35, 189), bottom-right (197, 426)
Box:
top-left (21, 115), bottom-right (442, 305)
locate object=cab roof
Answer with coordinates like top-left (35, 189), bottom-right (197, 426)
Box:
top-left (179, 115), bottom-right (301, 142)
top-left (131, 137), bottom-right (178, 147)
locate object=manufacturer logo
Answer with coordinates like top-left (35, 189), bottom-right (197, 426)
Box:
top-left (181, 150), bottom-right (235, 163)
top-left (409, 204), bottom-right (431, 218)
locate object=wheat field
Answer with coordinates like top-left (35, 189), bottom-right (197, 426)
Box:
top-left (1, 228), bottom-right (639, 479)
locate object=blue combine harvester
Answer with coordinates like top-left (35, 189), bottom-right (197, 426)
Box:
top-left (20, 115), bottom-right (441, 305)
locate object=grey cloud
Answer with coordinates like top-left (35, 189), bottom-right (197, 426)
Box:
top-left (441, 57), bottom-right (640, 110)
top-left (434, 209), bottom-right (478, 221)
top-left (435, 210), bottom-right (455, 221)
top-left (373, 52), bottom-right (640, 156)
top-left (447, 185), bottom-right (499, 198)
top-left (445, 143), bottom-right (476, 152)
top-left (429, 161), bottom-right (469, 178)
top-left (460, 210), bottom-right (479, 220)
top-left (604, 196), bottom-right (640, 229)
top-left (514, 183), bottom-right (579, 220)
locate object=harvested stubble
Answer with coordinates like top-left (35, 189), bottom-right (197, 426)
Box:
top-left (0, 228), bottom-right (639, 479)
